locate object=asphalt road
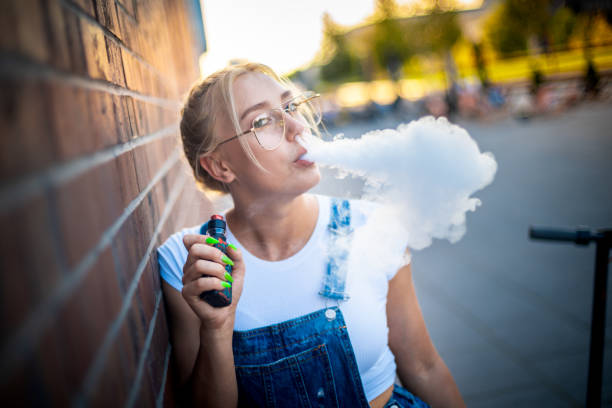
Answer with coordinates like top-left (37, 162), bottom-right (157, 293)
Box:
top-left (312, 101), bottom-right (612, 407)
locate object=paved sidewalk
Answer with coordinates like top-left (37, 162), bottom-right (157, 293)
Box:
top-left (314, 101), bottom-right (612, 407)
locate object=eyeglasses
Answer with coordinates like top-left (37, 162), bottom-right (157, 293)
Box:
top-left (216, 92), bottom-right (321, 151)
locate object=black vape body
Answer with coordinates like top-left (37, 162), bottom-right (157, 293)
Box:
top-left (199, 215), bottom-right (232, 307)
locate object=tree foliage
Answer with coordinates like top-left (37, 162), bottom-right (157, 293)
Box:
top-left (485, 0), bottom-right (581, 57)
top-left (319, 12), bottom-right (363, 82)
top-left (370, 0), bottom-right (412, 79)
top-left (418, 9), bottom-right (462, 54)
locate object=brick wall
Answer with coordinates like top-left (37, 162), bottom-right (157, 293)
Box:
top-left (0, 0), bottom-right (212, 406)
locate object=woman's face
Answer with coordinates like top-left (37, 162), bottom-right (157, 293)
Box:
top-left (215, 72), bottom-right (321, 198)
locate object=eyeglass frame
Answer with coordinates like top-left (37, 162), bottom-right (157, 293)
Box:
top-left (214, 91), bottom-right (321, 151)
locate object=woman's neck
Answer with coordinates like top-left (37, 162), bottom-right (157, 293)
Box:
top-left (226, 193), bottom-right (319, 261)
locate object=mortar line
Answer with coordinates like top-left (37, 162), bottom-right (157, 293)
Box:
top-left (60, 0), bottom-right (167, 84)
top-left (156, 343), bottom-right (172, 408)
top-left (0, 52), bottom-right (179, 108)
top-left (116, 1), bottom-right (137, 24)
top-left (74, 173), bottom-right (187, 405)
top-left (0, 123), bottom-right (177, 213)
top-left (0, 151), bottom-right (181, 385)
top-left (125, 290), bottom-right (163, 408)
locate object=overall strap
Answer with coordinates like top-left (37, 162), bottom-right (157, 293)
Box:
top-left (319, 198), bottom-right (353, 301)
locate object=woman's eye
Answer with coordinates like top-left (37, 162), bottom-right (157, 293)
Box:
top-left (253, 115), bottom-right (271, 129)
top-left (286, 102), bottom-right (298, 113)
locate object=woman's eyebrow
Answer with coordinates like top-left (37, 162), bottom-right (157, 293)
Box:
top-left (239, 90), bottom-right (293, 121)
top-left (239, 101), bottom-right (268, 121)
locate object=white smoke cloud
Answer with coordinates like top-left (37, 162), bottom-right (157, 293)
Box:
top-left (299, 116), bottom-right (497, 270)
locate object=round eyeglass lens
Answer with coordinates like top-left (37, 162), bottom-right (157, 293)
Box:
top-left (293, 93), bottom-right (322, 126)
top-left (253, 110), bottom-right (285, 150)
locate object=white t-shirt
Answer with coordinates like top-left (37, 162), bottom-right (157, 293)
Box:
top-left (157, 194), bottom-right (409, 402)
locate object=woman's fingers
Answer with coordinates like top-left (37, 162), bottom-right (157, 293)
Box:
top-left (182, 259), bottom-right (227, 284)
top-left (182, 275), bottom-right (229, 299)
top-left (225, 245), bottom-right (244, 279)
top-left (183, 235), bottom-right (233, 268)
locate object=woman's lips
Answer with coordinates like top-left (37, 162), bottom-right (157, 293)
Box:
top-left (294, 159), bottom-right (315, 167)
top-left (293, 152), bottom-right (314, 167)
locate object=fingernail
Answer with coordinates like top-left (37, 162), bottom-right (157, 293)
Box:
top-left (221, 255), bottom-right (234, 266)
top-left (228, 243), bottom-right (238, 250)
top-left (221, 281), bottom-right (231, 288)
top-left (206, 237), bottom-right (219, 245)
top-left (224, 272), bottom-right (234, 283)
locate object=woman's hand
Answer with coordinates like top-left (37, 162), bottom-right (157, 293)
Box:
top-left (181, 234), bottom-right (245, 335)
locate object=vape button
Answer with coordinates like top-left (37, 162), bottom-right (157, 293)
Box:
top-left (325, 309), bottom-right (336, 321)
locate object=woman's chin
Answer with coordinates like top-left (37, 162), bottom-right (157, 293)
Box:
top-left (292, 164), bottom-right (321, 193)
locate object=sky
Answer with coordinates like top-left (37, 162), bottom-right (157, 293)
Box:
top-left (199, 0), bottom-right (377, 76)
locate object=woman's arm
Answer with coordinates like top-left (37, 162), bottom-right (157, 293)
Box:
top-left (161, 235), bottom-right (246, 407)
top-left (387, 263), bottom-right (466, 408)
top-left (162, 282), bottom-right (238, 407)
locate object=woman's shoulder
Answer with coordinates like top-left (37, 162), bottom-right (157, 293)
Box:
top-left (157, 224), bottom-right (202, 259)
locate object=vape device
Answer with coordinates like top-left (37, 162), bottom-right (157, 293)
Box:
top-left (199, 215), bottom-right (232, 307)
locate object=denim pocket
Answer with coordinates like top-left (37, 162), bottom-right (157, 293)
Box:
top-left (236, 343), bottom-right (339, 408)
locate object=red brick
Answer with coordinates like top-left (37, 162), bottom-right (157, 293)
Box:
top-left (62, 4), bottom-right (89, 76)
top-left (114, 149), bottom-right (140, 207)
top-left (131, 136), bottom-right (166, 191)
top-left (0, 79), bottom-right (57, 183)
top-left (122, 48), bottom-right (144, 95)
top-left (94, 0), bottom-right (121, 39)
top-left (5, 0), bottom-right (50, 63)
top-left (81, 19), bottom-right (123, 85)
top-left (0, 356), bottom-right (47, 407)
top-left (0, 194), bottom-right (64, 346)
top-left (117, 0), bottom-right (135, 19)
top-left (112, 215), bottom-right (141, 292)
top-left (116, 3), bottom-right (137, 53)
top-left (163, 358), bottom-right (178, 407)
top-left (43, 0), bottom-right (72, 71)
top-left (36, 324), bottom-right (72, 406)
top-left (148, 305), bottom-right (171, 390)
top-left (70, 0), bottom-right (96, 17)
top-left (51, 247), bottom-right (122, 391)
top-left (87, 89), bottom-right (121, 149)
top-left (54, 159), bottom-right (123, 268)
top-left (126, 296), bottom-right (147, 362)
top-left (116, 96), bottom-right (135, 142)
top-left (137, 264), bottom-right (156, 323)
top-left (89, 325), bottom-right (133, 407)
top-left (48, 85), bottom-right (134, 161)
top-left (124, 96), bottom-right (139, 137)
top-left (0, 2), bottom-right (18, 52)
top-left (132, 192), bottom-right (155, 245)
top-left (135, 372), bottom-right (156, 408)
top-left (105, 36), bottom-right (126, 86)
top-left (48, 83), bottom-right (94, 161)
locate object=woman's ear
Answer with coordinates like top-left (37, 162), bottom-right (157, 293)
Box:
top-left (199, 155), bottom-right (236, 184)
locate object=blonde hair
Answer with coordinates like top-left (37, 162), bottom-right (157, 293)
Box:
top-left (179, 62), bottom-right (316, 194)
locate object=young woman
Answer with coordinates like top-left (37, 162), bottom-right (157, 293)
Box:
top-left (157, 62), bottom-right (465, 407)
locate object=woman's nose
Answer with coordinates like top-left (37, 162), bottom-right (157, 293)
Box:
top-left (283, 113), bottom-right (306, 142)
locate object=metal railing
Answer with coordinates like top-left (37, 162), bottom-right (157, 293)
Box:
top-left (529, 226), bottom-right (612, 408)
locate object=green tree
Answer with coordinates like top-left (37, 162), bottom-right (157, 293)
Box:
top-left (485, 0), bottom-right (578, 57)
top-left (370, 0), bottom-right (412, 80)
top-left (419, 8), bottom-right (462, 54)
top-left (319, 12), bottom-right (362, 83)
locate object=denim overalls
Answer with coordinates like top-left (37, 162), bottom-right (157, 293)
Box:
top-left (202, 199), bottom-right (429, 407)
